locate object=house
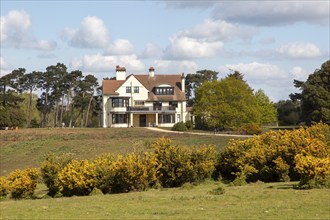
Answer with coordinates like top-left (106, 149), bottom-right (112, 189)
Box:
top-left (102, 66), bottom-right (188, 128)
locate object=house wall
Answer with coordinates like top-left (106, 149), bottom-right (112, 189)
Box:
top-left (102, 74), bottom-right (189, 128)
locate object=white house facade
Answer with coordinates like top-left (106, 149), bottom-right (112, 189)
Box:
top-left (102, 66), bottom-right (188, 128)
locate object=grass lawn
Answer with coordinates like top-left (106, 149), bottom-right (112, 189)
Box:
top-left (0, 128), bottom-right (241, 176)
top-left (1, 127), bottom-right (329, 220)
top-left (1, 181), bottom-right (329, 220)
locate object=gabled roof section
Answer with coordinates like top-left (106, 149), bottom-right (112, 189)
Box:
top-left (102, 80), bottom-right (125, 95)
top-left (134, 74), bottom-right (186, 101)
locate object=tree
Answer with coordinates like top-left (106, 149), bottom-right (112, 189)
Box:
top-left (185, 69), bottom-right (218, 106)
top-left (276, 100), bottom-right (301, 125)
top-left (194, 73), bottom-right (261, 130)
top-left (21, 71), bottom-right (42, 127)
top-left (255, 89), bottom-right (277, 124)
top-left (291, 60), bottom-right (330, 124)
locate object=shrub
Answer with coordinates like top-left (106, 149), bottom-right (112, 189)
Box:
top-left (110, 152), bottom-right (159, 193)
top-left (151, 137), bottom-right (216, 187)
top-left (171, 122), bottom-right (187, 131)
top-left (0, 176), bottom-right (9, 198)
top-left (7, 169), bottom-right (37, 199)
top-left (218, 123), bottom-right (330, 187)
top-left (57, 159), bottom-right (96, 196)
top-left (185, 120), bottom-right (194, 130)
top-left (93, 154), bottom-right (115, 194)
top-left (295, 154), bottom-right (330, 189)
top-left (40, 153), bottom-right (73, 197)
top-left (238, 123), bottom-right (262, 135)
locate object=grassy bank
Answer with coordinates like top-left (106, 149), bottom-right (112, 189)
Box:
top-left (1, 181), bottom-right (329, 219)
top-left (0, 128), bottom-right (240, 176)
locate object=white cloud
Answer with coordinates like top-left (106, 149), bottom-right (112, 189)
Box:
top-left (35, 40), bottom-right (57, 51)
top-left (276, 42), bottom-right (322, 59)
top-left (163, 19), bottom-right (256, 60)
top-left (225, 62), bottom-right (288, 84)
top-left (153, 60), bottom-right (198, 73)
top-left (184, 19), bottom-right (256, 42)
top-left (0, 56), bottom-right (13, 77)
top-left (104, 39), bottom-right (134, 55)
top-left (0, 10), bottom-right (31, 45)
top-left (164, 36), bottom-right (223, 59)
top-left (290, 66), bottom-right (309, 81)
top-left (70, 54), bottom-right (145, 72)
top-left (212, 1), bottom-right (330, 26)
top-left (140, 43), bottom-right (162, 58)
top-left (1, 10), bottom-right (57, 51)
top-left (62, 16), bottom-right (110, 48)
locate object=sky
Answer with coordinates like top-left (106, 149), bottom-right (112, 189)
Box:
top-left (1, 0), bottom-right (329, 101)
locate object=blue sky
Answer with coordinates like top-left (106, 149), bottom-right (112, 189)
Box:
top-left (1, 0), bottom-right (329, 101)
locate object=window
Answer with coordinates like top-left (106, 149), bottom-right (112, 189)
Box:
top-left (154, 87), bottom-right (174, 95)
top-left (112, 98), bottom-right (129, 107)
top-left (158, 114), bottom-right (175, 123)
top-left (112, 114), bottom-right (128, 124)
top-left (126, 86), bottom-right (131, 93)
top-left (169, 101), bottom-right (178, 108)
top-left (177, 114), bottom-right (180, 122)
top-left (134, 86), bottom-right (139, 93)
top-left (135, 100), bottom-right (145, 106)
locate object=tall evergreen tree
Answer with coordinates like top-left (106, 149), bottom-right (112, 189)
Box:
top-left (291, 60), bottom-right (330, 124)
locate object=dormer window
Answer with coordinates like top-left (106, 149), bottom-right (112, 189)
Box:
top-left (155, 87), bottom-right (174, 95)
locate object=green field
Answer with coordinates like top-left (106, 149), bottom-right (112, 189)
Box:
top-left (0, 128), bottom-right (237, 176)
top-left (1, 181), bottom-right (329, 220)
top-left (1, 128), bottom-right (329, 220)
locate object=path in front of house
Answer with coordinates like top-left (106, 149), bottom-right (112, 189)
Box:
top-left (145, 127), bottom-right (252, 138)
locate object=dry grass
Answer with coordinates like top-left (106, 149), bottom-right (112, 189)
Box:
top-left (0, 128), bottom-right (240, 176)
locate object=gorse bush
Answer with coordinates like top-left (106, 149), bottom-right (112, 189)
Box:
top-left (151, 137), bottom-right (216, 187)
top-left (111, 152), bottom-right (160, 193)
top-left (7, 168), bottom-right (40, 199)
top-left (57, 160), bottom-right (96, 196)
top-left (40, 153), bottom-right (73, 196)
top-left (0, 176), bottom-right (9, 198)
top-left (218, 123), bottom-right (330, 188)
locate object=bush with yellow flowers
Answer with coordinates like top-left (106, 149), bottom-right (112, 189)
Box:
top-left (57, 159), bottom-right (96, 196)
top-left (0, 176), bottom-right (9, 199)
top-left (218, 123), bottom-right (330, 188)
top-left (40, 153), bottom-right (73, 197)
top-left (7, 168), bottom-right (40, 199)
top-left (151, 137), bottom-right (217, 187)
top-left (110, 152), bottom-right (160, 193)
top-left (93, 153), bottom-right (115, 194)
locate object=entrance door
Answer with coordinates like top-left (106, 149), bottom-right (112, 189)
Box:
top-left (139, 115), bottom-right (147, 127)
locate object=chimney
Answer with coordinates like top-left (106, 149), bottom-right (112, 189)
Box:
top-left (116, 65), bottom-right (126, 80)
top-left (149, 67), bottom-right (155, 77)
top-left (181, 73), bottom-right (185, 93)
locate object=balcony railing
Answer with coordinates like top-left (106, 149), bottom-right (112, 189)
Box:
top-left (126, 106), bottom-right (176, 112)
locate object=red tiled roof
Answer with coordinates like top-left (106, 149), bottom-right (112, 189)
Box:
top-left (102, 74), bottom-right (186, 101)
top-left (134, 74), bottom-right (186, 101)
top-left (102, 80), bottom-right (125, 95)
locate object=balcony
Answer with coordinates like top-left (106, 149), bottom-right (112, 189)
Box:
top-left (127, 106), bottom-right (176, 113)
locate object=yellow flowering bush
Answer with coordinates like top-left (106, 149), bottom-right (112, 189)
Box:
top-left (93, 153), bottom-right (115, 194)
top-left (151, 137), bottom-right (217, 187)
top-left (218, 123), bottom-right (330, 187)
top-left (7, 169), bottom-right (38, 199)
top-left (295, 154), bottom-right (330, 188)
top-left (57, 159), bottom-right (96, 196)
top-left (40, 153), bottom-right (73, 196)
top-left (0, 176), bottom-right (9, 198)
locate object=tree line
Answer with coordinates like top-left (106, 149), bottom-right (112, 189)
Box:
top-left (1, 60), bottom-right (329, 129)
top-left (0, 63), bottom-right (100, 128)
